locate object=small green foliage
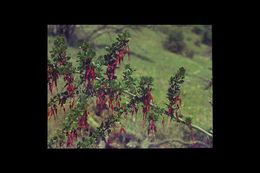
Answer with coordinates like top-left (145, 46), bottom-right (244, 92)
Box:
top-left (139, 76), bottom-right (153, 93)
top-left (50, 36), bottom-right (67, 62)
top-left (122, 64), bottom-right (137, 94)
top-left (167, 67), bottom-right (185, 103)
top-left (116, 30), bottom-right (131, 42)
top-left (185, 117), bottom-right (192, 125)
top-left (148, 106), bottom-right (164, 121)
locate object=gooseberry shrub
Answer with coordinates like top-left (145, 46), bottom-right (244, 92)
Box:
top-left (47, 31), bottom-right (212, 148)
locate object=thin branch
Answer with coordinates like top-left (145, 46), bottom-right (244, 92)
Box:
top-left (149, 139), bottom-right (211, 148)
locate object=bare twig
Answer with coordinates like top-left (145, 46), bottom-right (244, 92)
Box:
top-left (149, 139), bottom-right (211, 148)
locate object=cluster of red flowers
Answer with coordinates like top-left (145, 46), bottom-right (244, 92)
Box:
top-left (85, 65), bottom-right (95, 84)
top-left (48, 65), bottom-right (59, 94)
top-left (64, 74), bottom-right (76, 110)
top-left (48, 51), bottom-right (74, 117)
top-left (98, 46), bottom-right (129, 116)
top-left (48, 52), bottom-right (67, 94)
top-left (106, 47), bottom-right (129, 80)
top-left (77, 111), bottom-right (89, 130)
top-left (167, 95), bottom-right (181, 119)
top-left (66, 83), bottom-right (75, 97)
top-left (142, 87), bottom-right (153, 120)
top-left (52, 74), bottom-right (75, 115)
top-left (108, 90), bottom-right (121, 114)
top-left (66, 129), bottom-right (77, 147)
top-left (107, 62), bottom-right (117, 80)
top-left (116, 48), bottom-right (127, 64)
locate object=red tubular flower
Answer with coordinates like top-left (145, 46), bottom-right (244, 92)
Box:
top-left (147, 89), bottom-right (153, 101)
top-left (67, 83), bottom-right (75, 97)
top-left (78, 111), bottom-right (89, 130)
top-left (48, 108), bottom-right (53, 118)
top-left (106, 47), bottom-right (129, 81)
top-left (174, 95), bottom-right (182, 109)
top-left (116, 48), bottom-right (126, 65)
top-left (142, 87), bottom-right (153, 119)
top-left (143, 107), bottom-right (147, 115)
top-left (167, 106), bottom-right (174, 117)
top-left (96, 89), bottom-right (107, 115)
top-left (106, 61), bottom-right (117, 80)
top-left (85, 66), bottom-right (95, 82)
top-left (148, 119), bottom-right (157, 135)
top-left (66, 130), bottom-right (77, 147)
top-left (108, 90), bottom-right (117, 113)
top-left (108, 98), bottom-right (113, 108)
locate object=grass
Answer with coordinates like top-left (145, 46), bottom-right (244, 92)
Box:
top-left (48, 25), bottom-right (212, 146)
